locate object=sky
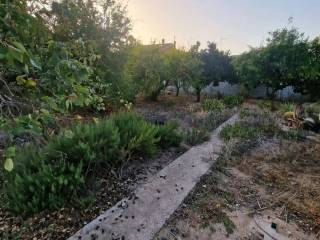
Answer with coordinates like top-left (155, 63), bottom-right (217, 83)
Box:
top-left (125, 0), bottom-right (320, 55)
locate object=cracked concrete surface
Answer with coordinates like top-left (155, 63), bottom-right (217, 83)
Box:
top-left (68, 114), bottom-right (239, 240)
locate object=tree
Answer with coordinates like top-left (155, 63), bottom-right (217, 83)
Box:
top-left (292, 37), bottom-right (320, 99)
top-left (232, 47), bottom-right (263, 91)
top-left (125, 45), bottom-right (170, 101)
top-left (164, 48), bottom-right (189, 96)
top-left (259, 27), bottom-right (309, 98)
top-left (187, 41), bottom-right (233, 102)
top-left (233, 27), bottom-right (313, 100)
top-left (185, 42), bottom-right (204, 102)
top-left (201, 42), bottom-right (234, 86)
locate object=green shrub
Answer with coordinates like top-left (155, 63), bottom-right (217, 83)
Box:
top-left (155, 121), bottom-right (182, 148)
top-left (183, 128), bottom-right (210, 146)
top-left (110, 112), bottom-right (159, 158)
top-left (4, 147), bottom-right (86, 215)
top-left (3, 111), bottom-right (181, 215)
top-left (278, 101), bottom-right (295, 113)
top-left (220, 108), bottom-right (280, 141)
top-left (219, 123), bottom-right (260, 141)
top-left (46, 120), bottom-right (120, 170)
top-left (202, 98), bottom-right (225, 112)
top-left (223, 95), bottom-right (244, 107)
top-left (200, 110), bottom-right (233, 131)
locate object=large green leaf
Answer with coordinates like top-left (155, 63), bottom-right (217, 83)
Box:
top-left (4, 158), bottom-right (14, 172)
top-left (7, 45), bottom-right (24, 63)
top-left (30, 58), bottom-right (42, 70)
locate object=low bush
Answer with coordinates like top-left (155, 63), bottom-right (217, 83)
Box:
top-left (200, 110), bottom-right (233, 131)
top-left (202, 98), bottom-right (225, 112)
top-left (183, 128), bottom-right (210, 146)
top-left (3, 111), bottom-right (181, 215)
top-left (220, 108), bottom-right (280, 141)
top-left (46, 120), bottom-right (120, 171)
top-left (110, 112), bottom-right (159, 159)
top-left (5, 147), bottom-right (86, 215)
top-left (219, 122), bottom-right (260, 141)
top-left (155, 121), bottom-right (182, 148)
top-left (222, 95), bottom-right (244, 108)
top-left (278, 101), bottom-right (295, 113)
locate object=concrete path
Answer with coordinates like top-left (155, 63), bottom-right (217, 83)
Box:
top-left (68, 114), bottom-right (238, 240)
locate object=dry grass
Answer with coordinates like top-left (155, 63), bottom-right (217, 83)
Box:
top-left (237, 140), bottom-right (320, 232)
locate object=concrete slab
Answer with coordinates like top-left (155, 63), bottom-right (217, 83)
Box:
top-left (68, 114), bottom-right (239, 240)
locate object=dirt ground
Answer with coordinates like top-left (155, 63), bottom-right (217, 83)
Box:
top-left (135, 94), bottom-right (204, 130)
top-left (154, 137), bottom-right (320, 240)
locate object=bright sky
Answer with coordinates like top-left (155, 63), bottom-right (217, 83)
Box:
top-left (125, 0), bottom-right (320, 54)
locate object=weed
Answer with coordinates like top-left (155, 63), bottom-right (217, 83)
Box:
top-left (183, 128), bottom-right (210, 146)
top-left (200, 109), bottom-right (233, 131)
top-left (223, 95), bottom-right (244, 108)
top-left (219, 122), bottom-right (261, 141)
top-left (220, 108), bottom-right (280, 141)
top-left (202, 98), bottom-right (225, 112)
top-left (278, 101), bottom-right (295, 113)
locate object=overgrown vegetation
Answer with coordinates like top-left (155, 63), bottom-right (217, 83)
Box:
top-left (2, 112), bottom-right (181, 215)
top-left (220, 107), bottom-right (281, 144)
top-left (184, 109), bottom-right (233, 146)
top-left (232, 27), bottom-right (320, 99)
top-left (1, 2), bottom-right (319, 237)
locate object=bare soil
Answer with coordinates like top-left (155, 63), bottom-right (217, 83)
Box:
top-left (154, 138), bottom-right (320, 240)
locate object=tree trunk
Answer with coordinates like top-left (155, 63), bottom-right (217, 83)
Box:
top-left (176, 86), bottom-right (180, 97)
top-left (196, 89), bottom-right (201, 102)
top-left (266, 87), bottom-right (277, 111)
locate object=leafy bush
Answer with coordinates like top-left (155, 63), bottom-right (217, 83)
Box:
top-left (183, 128), bottom-right (210, 146)
top-left (3, 112), bottom-right (181, 215)
top-left (46, 120), bottom-right (120, 170)
top-left (5, 147), bottom-right (86, 215)
top-left (110, 112), bottom-right (159, 158)
top-left (202, 98), bottom-right (225, 112)
top-left (223, 95), bottom-right (244, 107)
top-left (155, 121), bottom-right (182, 148)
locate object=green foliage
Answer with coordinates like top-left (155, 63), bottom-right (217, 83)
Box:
top-left (189, 41), bottom-right (234, 102)
top-left (3, 112), bottom-right (181, 215)
top-left (125, 45), bottom-right (170, 101)
top-left (5, 147), bottom-right (86, 215)
top-left (200, 110), bottom-right (233, 131)
top-left (0, 0), bottom-right (133, 118)
top-left (219, 123), bottom-right (260, 141)
top-left (155, 121), bottom-right (182, 148)
top-left (223, 95), bottom-right (244, 108)
top-left (278, 102), bottom-right (295, 113)
top-left (220, 108), bottom-right (280, 141)
top-left (232, 27), bottom-right (320, 100)
top-left (0, 110), bottom-right (56, 142)
top-left (47, 120), bottom-right (120, 170)
top-left (202, 98), bottom-right (225, 112)
top-left (183, 128), bottom-right (210, 146)
top-left (165, 48), bottom-right (190, 96)
top-left (3, 147), bottom-right (16, 172)
top-left (110, 112), bottom-right (159, 158)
